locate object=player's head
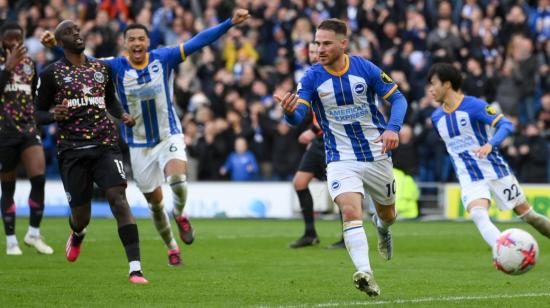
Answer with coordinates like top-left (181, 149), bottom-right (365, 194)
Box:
top-left (307, 41), bottom-right (319, 65)
top-left (123, 24), bottom-right (150, 65)
top-left (0, 22), bottom-right (24, 52)
top-left (54, 20), bottom-right (85, 54)
top-left (315, 18), bottom-right (348, 66)
top-left (427, 62), bottom-right (462, 102)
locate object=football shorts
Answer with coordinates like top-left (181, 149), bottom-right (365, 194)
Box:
top-left (461, 175), bottom-right (526, 210)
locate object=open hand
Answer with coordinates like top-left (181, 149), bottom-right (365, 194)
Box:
top-left (273, 92), bottom-right (298, 113)
top-left (231, 9), bottom-right (250, 25)
top-left (5, 43), bottom-right (27, 71)
top-left (374, 130), bottom-right (399, 154)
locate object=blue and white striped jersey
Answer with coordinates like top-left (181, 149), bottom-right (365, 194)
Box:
top-left (432, 95), bottom-right (510, 185)
top-left (296, 55), bottom-right (399, 163)
top-left (104, 45), bottom-right (184, 147)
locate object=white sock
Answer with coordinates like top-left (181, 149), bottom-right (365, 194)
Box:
top-left (168, 174), bottom-right (187, 216)
top-left (6, 235), bottom-right (18, 245)
top-left (27, 226), bottom-right (40, 237)
top-left (129, 261), bottom-right (141, 273)
top-left (343, 220), bottom-right (371, 273)
top-left (149, 201), bottom-right (178, 250)
top-left (470, 207), bottom-right (500, 248)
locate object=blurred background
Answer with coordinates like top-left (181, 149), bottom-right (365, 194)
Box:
top-left (2, 0), bottom-right (549, 218)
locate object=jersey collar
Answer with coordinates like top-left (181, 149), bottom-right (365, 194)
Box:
top-left (443, 94), bottom-right (464, 113)
top-left (323, 54), bottom-right (349, 77)
top-left (127, 53), bottom-right (149, 70)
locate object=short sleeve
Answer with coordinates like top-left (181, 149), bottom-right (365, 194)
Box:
top-left (362, 59), bottom-right (398, 100)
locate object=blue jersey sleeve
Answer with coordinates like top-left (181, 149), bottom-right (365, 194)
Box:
top-left (285, 68), bottom-right (315, 125)
top-left (362, 59), bottom-right (398, 101)
top-left (469, 98), bottom-right (514, 146)
top-left (154, 44), bottom-right (185, 69)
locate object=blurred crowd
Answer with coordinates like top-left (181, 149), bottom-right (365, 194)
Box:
top-left (2, 0), bottom-right (549, 183)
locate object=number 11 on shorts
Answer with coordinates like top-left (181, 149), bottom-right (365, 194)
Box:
top-left (114, 159), bottom-right (126, 179)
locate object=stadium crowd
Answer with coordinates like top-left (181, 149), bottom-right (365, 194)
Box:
top-left (2, 0), bottom-right (550, 183)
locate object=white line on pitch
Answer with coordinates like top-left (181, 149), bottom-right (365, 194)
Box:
top-left (263, 292), bottom-right (550, 308)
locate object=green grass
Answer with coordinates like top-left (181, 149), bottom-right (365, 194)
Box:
top-left (1, 218), bottom-right (549, 307)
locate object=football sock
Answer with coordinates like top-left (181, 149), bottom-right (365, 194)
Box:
top-left (118, 223), bottom-right (141, 263)
top-left (520, 208), bottom-right (550, 238)
top-left (470, 207), bottom-right (500, 248)
top-left (297, 188), bottom-right (316, 236)
top-left (129, 261), bottom-right (142, 273)
top-left (28, 175), bottom-right (45, 228)
top-left (148, 201), bottom-right (178, 249)
top-left (1, 180), bottom-right (16, 236)
top-left (6, 234), bottom-right (18, 245)
top-left (343, 220), bottom-right (371, 273)
top-left (168, 174), bottom-right (187, 216)
top-left (27, 226), bottom-right (40, 237)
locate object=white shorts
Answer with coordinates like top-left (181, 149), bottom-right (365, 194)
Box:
top-left (326, 158), bottom-right (395, 206)
top-left (461, 175), bottom-right (526, 211)
top-left (129, 134), bottom-right (187, 193)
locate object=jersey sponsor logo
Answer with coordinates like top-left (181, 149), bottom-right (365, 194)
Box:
top-left (66, 96), bottom-right (105, 108)
top-left (485, 105), bottom-right (497, 116)
top-left (326, 104), bottom-right (369, 121)
top-left (94, 72), bottom-right (105, 83)
top-left (447, 135), bottom-right (477, 153)
top-left (63, 76), bottom-right (73, 83)
top-left (380, 71), bottom-right (393, 84)
top-left (353, 82), bottom-right (366, 96)
top-left (4, 83), bottom-right (32, 94)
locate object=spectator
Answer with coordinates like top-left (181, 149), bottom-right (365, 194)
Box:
top-left (220, 137), bottom-right (259, 181)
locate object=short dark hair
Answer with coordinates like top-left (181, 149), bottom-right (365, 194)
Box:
top-left (427, 62), bottom-right (462, 91)
top-left (317, 18), bottom-right (347, 36)
top-left (123, 24), bottom-right (149, 38)
top-left (0, 22), bottom-right (24, 37)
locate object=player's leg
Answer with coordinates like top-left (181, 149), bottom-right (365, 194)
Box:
top-left (464, 180), bottom-right (500, 248)
top-left (515, 202), bottom-right (550, 238)
top-left (60, 151), bottom-right (93, 262)
top-left (364, 159), bottom-right (396, 260)
top-left (131, 146), bottom-right (180, 265)
top-left (0, 145), bottom-right (21, 255)
top-left (143, 187), bottom-right (181, 266)
top-left (20, 143), bottom-right (53, 254)
top-left (327, 161), bottom-right (379, 296)
top-left (289, 170), bottom-right (319, 248)
top-left (96, 148), bottom-right (147, 283)
top-left (491, 176), bottom-right (550, 239)
top-left (160, 135), bottom-right (192, 244)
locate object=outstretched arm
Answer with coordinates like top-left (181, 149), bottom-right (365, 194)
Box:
top-left (183, 9), bottom-right (250, 57)
top-left (273, 92), bottom-right (308, 126)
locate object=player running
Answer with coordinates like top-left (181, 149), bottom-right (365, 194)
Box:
top-left (0, 23), bottom-right (53, 255)
top-left (35, 20), bottom-right (148, 284)
top-left (428, 62), bottom-right (550, 251)
top-left (41, 9), bottom-right (250, 266)
top-left (275, 19), bottom-right (408, 296)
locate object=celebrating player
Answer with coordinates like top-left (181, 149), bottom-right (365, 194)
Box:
top-left (428, 63), bottom-right (550, 250)
top-left (0, 23), bottom-right (53, 255)
top-left (275, 19), bottom-right (408, 296)
top-left (35, 20), bottom-right (148, 284)
top-left (41, 9), bottom-right (250, 266)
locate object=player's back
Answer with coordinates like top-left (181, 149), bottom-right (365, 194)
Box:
top-left (105, 46), bottom-right (184, 147)
top-left (431, 95), bottom-right (510, 185)
top-left (299, 55), bottom-right (397, 163)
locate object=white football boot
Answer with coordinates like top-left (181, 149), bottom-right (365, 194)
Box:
top-left (353, 271), bottom-right (380, 297)
top-left (6, 242), bottom-right (22, 255)
top-left (24, 233), bottom-right (54, 254)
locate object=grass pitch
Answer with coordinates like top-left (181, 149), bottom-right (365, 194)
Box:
top-left (1, 218), bottom-right (549, 307)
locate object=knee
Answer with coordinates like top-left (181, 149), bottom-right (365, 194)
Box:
top-left (167, 174), bottom-right (187, 193)
top-left (340, 205), bottom-right (362, 221)
top-left (148, 201), bottom-right (165, 213)
top-left (293, 176), bottom-right (308, 191)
